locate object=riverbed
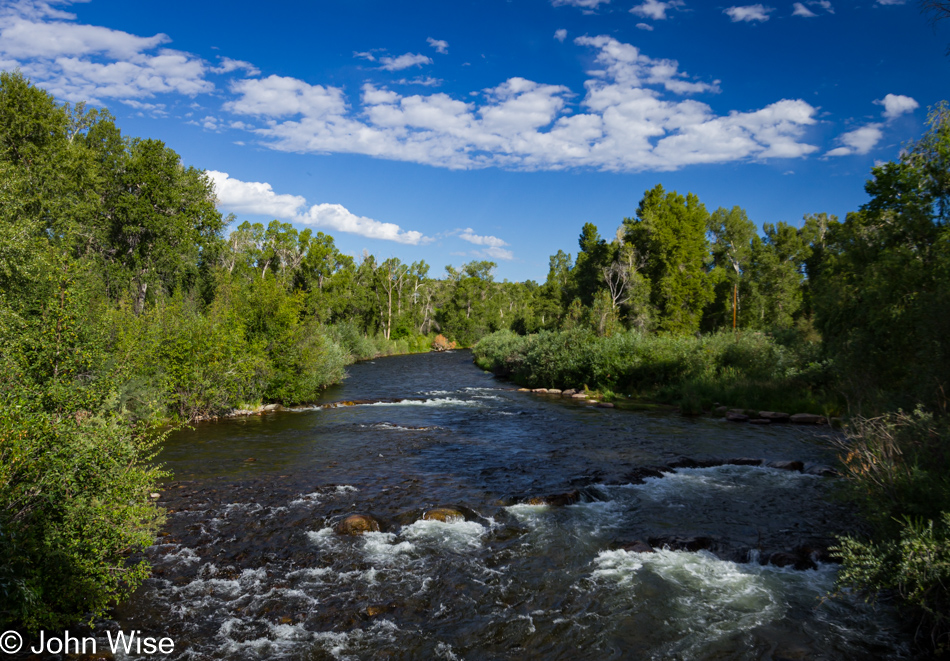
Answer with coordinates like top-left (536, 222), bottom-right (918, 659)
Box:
top-left (110, 350), bottom-right (909, 660)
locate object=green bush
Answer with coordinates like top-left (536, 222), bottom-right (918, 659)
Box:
top-left (474, 328), bottom-right (835, 413)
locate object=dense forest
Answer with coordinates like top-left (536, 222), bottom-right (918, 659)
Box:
top-left (1, 71), bottom-right (948, 652)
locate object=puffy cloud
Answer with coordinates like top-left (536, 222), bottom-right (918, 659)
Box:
top-left (478, 246), bottom-right (515, 261)
top-left (211, 57), bottom-right (260, 76)
top-left (427, 37), bottom-right (449, 54)
top-left (224, 35), bottom-right (816, 172)
top-left (299, 204), bottom-right (426, 244)
top-left (224, 75), bottom-right (346, 118)
top-left (636, 22), bottom-right (655, 30)
top-left (459, 228), bottom-right (508, 248)
top-left (207, 170), bottom-right (306, 217)
top-left (877, 93), bottom-right (918, 119)
top-left (630, 0), bottom-right (683, 20)
top-left (554, 28), bottom-right (568, 42)
top-left (724, 5), bottom-right (773, 22)
top-left (378, 52), bottom-right (432, 71)
top-left (826, 123), bottom-right (883, 156)
top-left (206, 170), bottom-right (428, 244)
top-left (0, 0), bottom-right (210, 103)
top-left (394, 76), bottom-right (442, 87)
top-left (353, 51), bottom-right (376, 62)
top-left (792, 3), bottom-right (816, 17)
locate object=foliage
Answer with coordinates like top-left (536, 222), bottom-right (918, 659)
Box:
top-left (832, 410), bottom-right (950, 651)
top-left (474, 328), bottom-right (834, 414)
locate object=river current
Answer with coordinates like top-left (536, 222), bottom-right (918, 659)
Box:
top-left (110, 350), bottom-right (910, 660)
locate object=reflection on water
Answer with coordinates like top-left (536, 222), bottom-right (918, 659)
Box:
top-left (110, 351), bottom-right (909, 660)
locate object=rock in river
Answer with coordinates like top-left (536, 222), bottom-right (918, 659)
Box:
top-left (335, 513), bottom-right (381, 535)
top-left (422, 507), bottom-right (466, 523)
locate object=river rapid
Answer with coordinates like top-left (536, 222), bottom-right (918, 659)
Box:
top-left (110, 350), bottom-right (910, 660)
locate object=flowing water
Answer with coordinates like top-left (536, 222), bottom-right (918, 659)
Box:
top-left (110, 351), bottom-right (910, 660)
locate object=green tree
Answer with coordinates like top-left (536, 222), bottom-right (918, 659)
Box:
top-left (624, 185), bottom-right (713, 334)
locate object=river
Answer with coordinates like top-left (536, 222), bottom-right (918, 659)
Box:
top-left (110, 350), bottom-right (910, 660)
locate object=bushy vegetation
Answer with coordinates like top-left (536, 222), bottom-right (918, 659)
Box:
top-left (474, 328), bottom-right (834, 413)
top-left (832, 410), bottom-right (950, 651)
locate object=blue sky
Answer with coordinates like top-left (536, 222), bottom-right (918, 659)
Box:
top-left (1, 0), bottom-right (945, 281)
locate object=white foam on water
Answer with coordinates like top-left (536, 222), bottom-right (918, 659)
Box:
top-left (364, 397), bottom-right (481, 408)
top-left (158, 545), bottom-right (201, 565)
top-left (434, 641), bottom-right (459, 660)
top-left (626, 464), bottom-right (819, 504)
top-left (400, 518), bottom-right (488, 552)
top-left (591, 547), bottom-right (839, 653)
top-left (361, 531), bottom-right (415, 563)
top-left (289, 492), bottom-right (322, 506)
top-left (335, 485), bottom-right (358, 493)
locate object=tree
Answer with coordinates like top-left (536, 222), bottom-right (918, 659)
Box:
top-left (624, 185), bottom-right (713, 334)
top-left (706, 206), bottom-right (757, 331)
top-left (812, 103), bottom-right (950, 410)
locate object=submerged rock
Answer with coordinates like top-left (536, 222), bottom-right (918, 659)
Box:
top-left (748, 418), bottom-right (771, 425)
top-left (335, 513), bottom-right (381, 535)
top-left (620, 540), bottom-right (655, 553)
top-left (648, 535), bottom-right (717, 553)
top-left (526, 490), bottom-right (581, 506)
top-left (596, 402), bottom-right (615, 408)
top-left (725, 457), bottom-right (765, 467)
top-left (422, 507), bottom-right (466, 523)
top-left (790, 413), bottom-right (826, 425)
top-left (768, 460), bottom-right (805, 472)
top-left (725, 411), bottom-right (749, 422)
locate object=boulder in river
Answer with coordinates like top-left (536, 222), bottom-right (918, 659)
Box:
top-left (422, 507), bottom-right (466, 523)
top-left (790, 413), bottom-right (826, 425)
top-left (517, 388), bottom-right (530, 392)
top-left (571, 393), bottom-right (588, 399)
top-left (526, 490), bottom-right (581, 506)
top-left (596, 402), bottom-right (615, 408)
top-left (621, 540), bottom-right (655, 553)
top-left (648, 535), bottom-right (717, 553)
top-left (547, 389), bottom-right (562, 395)
top-left (532, 388), bottom-right (549, 393)
top-left (725, 457), bottom-right (765, 467)
top-left (562, 389), bottom-right (576, 396)
top-left (725, 411), bottom-right (749, 422)
top-left (759, 411), bottom-right (790, 422)
top-left (335, 513), bottom-right (381, 535)
top-left (767, 460), bottom-right (805, 472)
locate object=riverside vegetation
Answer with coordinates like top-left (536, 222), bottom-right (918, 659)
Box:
top-left (0, 71), bottom-right (948, 653)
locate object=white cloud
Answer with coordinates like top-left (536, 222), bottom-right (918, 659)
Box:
top-left (630, 0), bottom-right (683, 20)
top-left (792, 3), bottom-right (817, 17)
top-left (206, 170), bottom-right (428, 244)
top-left (224, 75), bottom-right (346, 118)
top-left (353, 51), bottom-right (376, 62)
top-left (876, 0), bottom-right (907, 4)
top-left (550, 0), bottom-right (610, 7)
top-left (459, 228), bottom-right (508, 248)
top-left (636, 22), bottom-right (655, 30)
top-left (826, 123), bottom-right (883, 156)
top-left (211, 57), bottom-right (260, 76)
top-left (724, 5), bottom-right (773, 22)
top-left (299, 204), bottom-right (426, 244)
top-left (207, 170), bottom-right (307, 217)
top-left (427, 37), bottom-right (448, 54)
top-left (0, 0), bottom-right (210, 103)
top-left (554, 28), bottom-right (568, 42)
top-left (478, 246), bottom-right (515, 261)
top-left (222, 35), bottom-right (815, 172)
top-left (378, 52), bottom-right (432, 72)
top-left (395, 76), bottom-right (442, 87)
top-left (876, 93), bottom-right (919, 119)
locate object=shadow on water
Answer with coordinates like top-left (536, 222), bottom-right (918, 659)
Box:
top-left (109, 350), bottom-right (910, 660)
